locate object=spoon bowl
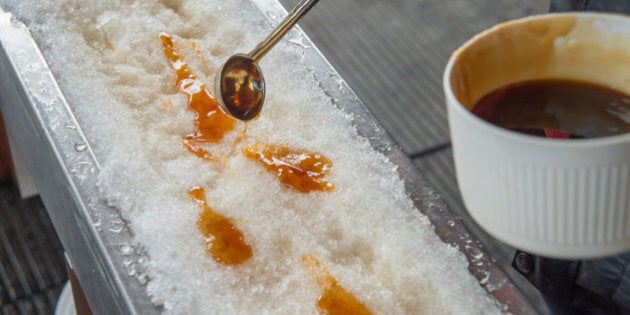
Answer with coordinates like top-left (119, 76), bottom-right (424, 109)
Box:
top-left (215, 54), bottom-right (265, 121)
top-left (214, 0), bottom-right (319, 121)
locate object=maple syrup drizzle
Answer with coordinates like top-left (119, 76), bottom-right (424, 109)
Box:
top-left (302, 255), bottom-right (372, 315)
top-left (242, 143), bottom-right (334, 193)
top-left (189, 187), bottom-right (253, 265)
top-left (160, 33), bottom-right (236, 159)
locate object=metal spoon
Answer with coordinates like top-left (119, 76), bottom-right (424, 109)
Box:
top-left (215, 0), bottom-right (320, 121)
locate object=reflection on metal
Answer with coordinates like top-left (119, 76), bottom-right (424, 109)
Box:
top-left (0, 9), bottom-right (149, 314)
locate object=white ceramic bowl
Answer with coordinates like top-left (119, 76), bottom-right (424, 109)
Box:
top-left (444, 13), bottom-right (630, 259)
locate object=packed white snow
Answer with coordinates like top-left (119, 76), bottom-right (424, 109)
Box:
top-left (0, 0), bottom-right (502, 314)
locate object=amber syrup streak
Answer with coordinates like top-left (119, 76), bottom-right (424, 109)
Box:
top-left (161, 32), bottom-right (370, 313)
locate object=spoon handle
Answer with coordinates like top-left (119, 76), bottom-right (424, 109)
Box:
top-left (247, 0), bottom-right (319, 62)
